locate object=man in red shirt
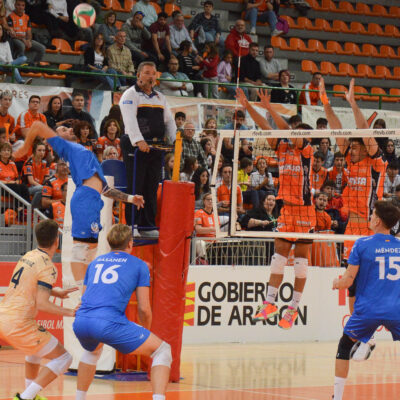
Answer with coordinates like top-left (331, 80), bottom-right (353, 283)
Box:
top-left (224, 19), bottom-right (252, 59)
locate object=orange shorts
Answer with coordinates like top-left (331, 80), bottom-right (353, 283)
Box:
top-left (343, 219), bottom-right (372, 260)
top-left (277, 205), bottom-right (316, 242)
top-left (0, 317), bottom-right (53, 355)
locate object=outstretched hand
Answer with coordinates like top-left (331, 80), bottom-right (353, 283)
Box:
top-left (344, 78), bottom-right (355, 104)
top-left (257, 88), bottom-right (272, 110)
top-left (132, 195), bottom-right (145, 210)
top-left (235, 88), bottom-right (249, 108)
top-left (53, 286), bottom-right (79, 299)
top-left (319, 77), bottom-right (329, 105)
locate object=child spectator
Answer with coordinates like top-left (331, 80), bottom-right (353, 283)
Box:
top-left (44, 181), bottom-right (67, 229)
top-left (174, 111), bottom-right (186, 130)
top-left (383, 162), bottom-right (400, 199)
top-left (200, 138), bottom-right (214, 173)
top-left (177, 40), bottom-right (202, 97)
top-left (41, 159), bottom-right (68, 209)
top-left (321, 180), bottom-right (346, 234)
top-left (0, 91), bottom-right (15, 135)
top-left (200, 117), bottom-right (218, 155)
top-left (198, 42), bottom-right (219, 99)
top-left (74, 120), bottom-right (95, 153)
top-left (180, 156), bottom-right (198, 182)
top-left (311, 151), bottom-right (327, 194)
top-left (192, 167), bottom-right (210, 209)
top-left (250, 156), bottom-right (274, 197)
top-left (163, 152), bottom-right (174, 181)
top-left (326, 152), bottom-right (348, 194)
top-left (318, 138), bottom-right (334, 168)
top-left (314, 191), bottom-right (331, 232)
top-left (96, 119), bottom-right (121, 162)
top-left (217, 49), bottom-right (235, 99)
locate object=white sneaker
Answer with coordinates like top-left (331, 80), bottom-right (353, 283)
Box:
top-left (139, 229), bottom-right (159, 238)
top-left (351, 338), bottom-right (376, 362)
top-left (271, 29), bottom-right (284, 37)
top-left (23, 78), bottom-right (33, 85)
top-left (250, 27), bottom-right (256, 34)
top-left (133, 228), bottom-right (141, 237)
top-left (196, 92), bottom-right (203, 98)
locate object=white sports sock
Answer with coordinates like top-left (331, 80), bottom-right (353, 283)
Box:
top-left (21, 382), bottom-right (42, 399)
top-left (290, 290), bottom-right (302, 310)
top-left (266, 285), bottom-right (278, 304)
top-left (333, 376), bottom-right (346, 400)
top-left (25, 379), bottom-right (33, 389)
top-left (153, 395), bottom-right (165, 400)
top-left (76, 390), bottom-right (87, 400)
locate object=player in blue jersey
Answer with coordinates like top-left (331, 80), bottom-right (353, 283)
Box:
top-left (332, 200), bottom-right (400, 400)
top-left (13, 121), bottom-right (145, 292)
top-left (73, 224), bottom-right (172, 400)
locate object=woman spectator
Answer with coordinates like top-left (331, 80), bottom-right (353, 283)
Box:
top-left (0, 142), bottom-right (30, 202)
top-left (102, 145), bottom-right (119, 160)
top-left (270, 69), bottom-right (296, 104)
top-left (0, 24), bottom-right (31, 85)
top-left (177, 40), bottom-right (202, 97)
top-left (84, 33), bottom-right (121, 91)
top-left (21, 140), bottom-right (49, 196)
top-left (180, 156), bottom-right (198, 182)
top-left (100, 104), bottom-right (125, 136)
top-left (98, 11), bottom-right (118, 47)
top-left (250, 156), bottom-right (275, 198)
top-left (383, 139), bottom-right (399, 165)
top-left (200, 138), bottom-right (214, 173)
top-left (192, 167), bottom-right (210, 209)
top-left (96, 119), bottom-right (121, 162)
top-left (215, 154), bottom-right (224, 188)
top-left (162, 152), bottom-right (174, 181)
top-left (74, 120), bottom-right (95, 152)
top-left (200, 117), bottom-right (218, 155)
top-left (44, 96), bottom-right (70, 130)
top-left (217, 49), bottom-right (236, 99)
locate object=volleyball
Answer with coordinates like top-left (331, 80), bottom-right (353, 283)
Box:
top-left (73, 3), bottom-right (96, 28)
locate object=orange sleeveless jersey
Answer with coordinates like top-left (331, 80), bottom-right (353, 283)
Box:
top-left (51, 201), bottom-right (65, 229)
top-left (0, 113), bottom-right (15, 134)
top-left (327, 166), bottom-right (349, 193)
top-left (96, 137), bottom-right (121, 158)
top-left (343, 153), bottom-right (386, 219)
top-left (8, 12), bottom-right (30, 38)
top-left (276, 140), bottom-right (313, 206)
top-left (22, 157), bottom-right (49, 186)
top-left (0, 160), bottom-right (18, 182)
top-left (315, 209), bottom-right (331, 232)
top-left (195, 208), bottom-right (218, 238)
top-left (42, 176), bottom-right (67, 200)
top-left (311, 166), bottom-right (327, 192)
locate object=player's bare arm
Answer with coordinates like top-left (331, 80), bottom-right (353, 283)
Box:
top-left (332, 264), bottom-right (359, 290)
top-left (37, 285), bottom-right (76, 317)
top-left (51, 286), bottom-right (79, 299)
top-left (102, 187), bottom-right (145, 209)
top-left (257, 88), bottom-right (290, 131)
top-left (136, 286), bottom-right (152, 329)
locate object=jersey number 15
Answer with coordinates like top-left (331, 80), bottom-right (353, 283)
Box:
top-left (376, 257), bottom-right (400, 281)
top-left (93, 264), bottom-right (121, 284)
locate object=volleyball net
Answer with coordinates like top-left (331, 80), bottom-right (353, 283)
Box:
top-left (210, 127), bottom-right (399, 246)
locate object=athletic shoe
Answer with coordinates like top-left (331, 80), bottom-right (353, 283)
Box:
top-left (139, 229), bottom-right (159, 238)
top-left (271, 29), bottom-right (284, 37)
top-left (252, 301), bottom-right (278, 321)
top-left (351, 338), bottom-right (376, 362)
top-left (278, 306), bottom-right (298, 329)
top-left (250, 27), bottom-right (256, 34)
top-left (34, 395), bottom-right (48, 400)
top-left (23, 78), bottom-right (33, 85)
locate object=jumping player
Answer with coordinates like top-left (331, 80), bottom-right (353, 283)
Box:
top-left (73, 224), bottom-right (171, 400)
top-left (236, 87), bottom-right (315, 329)
top-left (14, 121), bottom-right (144, 292)
top-left (332, 201), bottom-right (400, 400)
top-left (0, 220), bottom-right (77, 400)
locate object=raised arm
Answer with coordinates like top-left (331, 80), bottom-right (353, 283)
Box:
top-left (257, 88), bottom-right (289, 130)
top-left (345, 79), bottom-right (378, 156)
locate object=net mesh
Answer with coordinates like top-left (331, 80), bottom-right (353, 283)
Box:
top-left (210, 128), bottom-right (399, 263)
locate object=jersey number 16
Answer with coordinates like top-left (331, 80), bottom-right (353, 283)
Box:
top-left (93, 264), bottom-right (121, 284)
top-left (376, 257), bottom-right (400, 281)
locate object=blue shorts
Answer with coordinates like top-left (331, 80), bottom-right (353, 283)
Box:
top-left (71, 186), bottom-right (104, 240)
top-left (73, 315), bottom-right (151, 353)
top-left (344, 313), bottom-right (400, 343)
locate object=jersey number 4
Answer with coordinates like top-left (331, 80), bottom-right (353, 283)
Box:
top-left (376, 257), bottom-right (400, 281)
top-left (11, 267), bottom-right (24, 288)
top-left (93, 264), bottom-right (121, 284)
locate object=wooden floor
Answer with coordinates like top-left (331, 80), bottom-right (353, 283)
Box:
top-left (1, 341), bottom-right (400, 400)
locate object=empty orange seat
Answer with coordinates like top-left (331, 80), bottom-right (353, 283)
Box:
top-left (320, 61), bottom-right (346, 76)
top-left (367, 23), bottom-right (384, 36)
top-left (379, 45), bottom-right (399, 59)
top-left (375, 66), bottom-right (392, 80)
top-left (388, 6), bottom-right (400, 18)
top-left (301, 60), bottom-right (319, 74)
top-left (320, 0), bottom-right (337, 11)
top-left (387, 88), bottom-right (400, 102)
top-left (361, 43), bottom-right (379, 57)
top-left (353, 85), bottom-right (368, 101)
top-left (332, 20), bottom-right (351, 33)
top-left (355, 2), bottom-right (371, 15)
top-left (280, 15), bottom-right (297, 29)
top-left (296, 17), bottom-right (313, 30)
top-left (56, 38), bottom-right (81, 55)
top-left (371, 4), bottom-right (388, 17)
top-left (333, 85), bottom-right (346, 98)
top-left (165, 3), bottom-right (181, 16)
top-left (339, 63), bottom-right (362, 77)
top-left (305, 39), bottom-right (333, 54)
top-left (364, 87), bottom-right (386, 102)
top-left (392, 67), bottom-right (400, 80)
top-left (357, 64), bottom-right (375, 78)
top-left (288, 37), bottom-right (307, 51)
top-left (326, 41), bottom-right (345, 54)
top-left (115, 20), bottom-right (123, 29)
top-left (384, 25), bottom-right (400, 38)
top-left (337, 1), bottom-right (355, 14)
top-left (271, 36), bottom-right (289, 50)
top-left (112, 0), bottom-right (134, 12)
top-left (102, 0), bottom-right (112, 9)
top-left (150, 2), bottom-right (161, 13)
top-left (74, 41), bottom-right (88, 53)
top-left (45, 38), bottom-right (62, 54)
top-left (343, 42), bottom-right (362, 56)
top-left (350, 21), bottom-right (367, 34)
top-left (314, 18), bottom-right (333, 32)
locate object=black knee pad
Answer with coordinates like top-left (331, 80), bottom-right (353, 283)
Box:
top-left (336, 334), bottom-right (354, 360)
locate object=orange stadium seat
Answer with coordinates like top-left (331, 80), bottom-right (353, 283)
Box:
top-left (337, 1), bottom-right (355, 14)
top-left (57, 39), bottom-right (81, 55)
top-left (304, 0), bottom-right (319, 9)
top-left (333, 84), bottom-right (346, 98)
top-left (21, 70), bottom-right (42, 78)
top-left (379, 45), bottom-right (400, 59)
top-left (74, 41), bottom-right (88, 53)
top-left (392, 67), bottom-right (400, 80)
top-left (304, 39), bottom-right (334, 54)
top-left (375, 66), bottom-right (393, 80)
top-left (388, 6), bottom-right (400, 18)
top-left (313, 18), bottom-right (333, 32)
top-left (102, 0), bottom-right (112, 9)
top-left (367, 23), bottom-right (384, 36)
top-left (332, 20), bottom-right (351, 33)
top-left (301, 60), bottom-right (319, 74)
top-left (353, 85), bottom-right (368, 100)
top-left (357, 64), bottom-right (376, 79)
top-left (319, 0), bottom-right (337, 12)
top-left (361, 43), bottom-right (379, 57)
top-left (350, 22), bottom-right (367, 35)
top-left (326, 40), bottom-right (345, 54)
top-left (354, 2), bottom-right (371, 15)
top-left (45, 38), bottom-right (62, 54)
top-left (339, 63), bottom-right (362, 77)
top-left (288, 38), bottom-right (307, 51)
top-left (164, 3), bottom-right (182, 16)
top-left (271, 36), bottom-right (289, 50)
top-left (320, 61), bottom-right (346, 76)
top-left (384, 25), bottom-right (400, 38)
top-left (370, 4), bottom-right (388, 17)
top-left (296, 17), bottom-right (313, 30)
top-left (343, 42), bottom-right (362, 56)
top-left (150, 2), bottom-right (161, 13)
top-left (280, 15), bottom-right (297, 29)
top-left (387, 88), bottom-right (400, 102)
top-left (363, 87), bottom-right (386, 102)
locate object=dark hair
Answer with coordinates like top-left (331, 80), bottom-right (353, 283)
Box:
top-left (205, 42), bottom-right (218, 58)
top-left (334, 151), bottom-right (344, 159)
top-left (192, 167), bottom-right (210, 200)
top-left (158, 11), bottom-right (168, 19)
top-left (240, 157), bottom-right (253, 169)
top-left (321, 179), bottom-right (336, 190)
top-left (35, 219), bottom-right (59, 248)
top-left (104, 11), bottom-right (116, 25)
top-left (178, 40), bottom-right (192, 52)
top-left (349, 138), bottom-right (364, 145)
top-left (61, 182), bottom-right (68, 191)
top-left (235, 110), bottom-right (245, 119)
top-left (72, 92), bottom-right (85, 100)
top-left (204, 0), bottom-right (214, 7)
top-left (288, 115), bottom-right (302, 126)
top-left (222, 49), bottom-right (233, 63)
top-left (278, 69), bottom-right (290, 80)
top-left (200, 137), bottom-right (211, 152)
top-left (314, 151), bottom-right (325, 161)
top-left (373, 118), bottom-right (386, 129)
top-left (175, 111), bottom-right (186, 120)
top-left (104, 119), bottom-right (121, 139)
top-left (29, 95), bottom-right (40, 103)
top-left (384, 139), bottom-right (395, 154)
top-left (73, 120), bottom-right (93, 141)
top-left (264, 45), bottom-right (274, 51)
top-left (314, 191), bottom-right (328, 200)
top-left (319, 137), bottom-right (331, 146)
top-left (0, 25), bottom-right (6, 43)
top-left (316, 117), bottom-right (328, 127)
top-left (312, 72), bottom-right (322, 78)
top-left (396, 184), bottom-right (400, 192)
top-left (387, 161), bottom-right (399, 170)
top-left (221, 163), bottom-right (232, 173)
top-left (296, 123), bottom-right (313, 130)
top-left (93, 32), bottom-right (106, 57)
top-left (46, 96), bottom-right (62, 117)
top-left (32, 139), bottom-right (45, 155)
top-left (374, 200), bottom-right (400, 229)
top-left (249, 42), bottom-right (259, 50)
top-left (182, 156), bottom-right (197, 174)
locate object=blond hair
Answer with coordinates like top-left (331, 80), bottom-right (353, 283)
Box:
top-left (107, 224), bottom-right (132, 250)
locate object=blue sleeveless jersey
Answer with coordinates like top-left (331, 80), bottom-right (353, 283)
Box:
top-left (76, 251), bottom-right (150, 323)
top-left (348, 233), bottom-right (400, 320)
top-left (47, 136), bottom-right (106, 187)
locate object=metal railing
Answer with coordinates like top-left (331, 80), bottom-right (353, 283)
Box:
top-left (190, 236), bottom-right (344, 267)
top-left (3, 64), bottom-right (399, 110)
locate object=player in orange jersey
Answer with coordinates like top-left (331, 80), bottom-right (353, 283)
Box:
top-left (0, 220), bottom-right (77, 400)
top-left (236, 87), bottom-right (315, 330)
top-left (326, 152), bottom-right (349, 194)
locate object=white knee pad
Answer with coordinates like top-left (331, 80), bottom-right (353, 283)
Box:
top-left (70, 242), bottom-right (97, 264)
top-left (25, 355), bottom-right (41, 364)
top-left (294, 257), bottom-right (308, 279)
top-left (45, 352), bottom-right (73, 376)
top-left (270, 253), bottom-right (287, 275)
top-left (80, 347), bottom-right (103, 366)
top-left (151, 341), bottom-right (172, 368)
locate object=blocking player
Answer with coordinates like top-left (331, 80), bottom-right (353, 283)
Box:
top-left (0, 220), bottom-right (78, 400)
top-left (331, 201), bottom-right (400, 400)
top-left (13, 121), bottom-right (145, 292)
top-left (73, 224), bottom-right (172, 400)
top-left (236, 87), bottom-right (315, 330)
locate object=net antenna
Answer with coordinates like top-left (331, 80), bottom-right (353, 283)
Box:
top-left (212, 126), bottom-right (399, 241)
